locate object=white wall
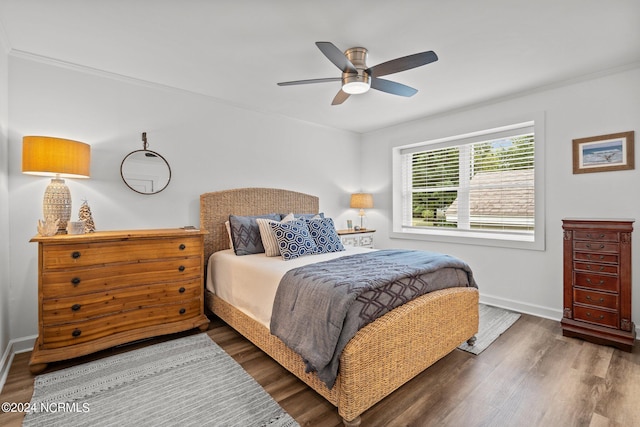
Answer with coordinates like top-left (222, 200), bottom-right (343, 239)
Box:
top-left (6, 56), bottom-right (362, 343)
top-left (362, 66), bottom-right (640, 322)
top-left (0, 26), bottom-right (10, 377)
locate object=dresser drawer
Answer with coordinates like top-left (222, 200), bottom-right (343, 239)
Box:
top-left (42, 237), bottom-right (202, 270)
top-left (42, 279), bottom-right (202, 324)
top-left (574, 252), bottom-right (618, 264)
top-left (573, 262), bottom-right (618, 275)
top-left (574, 272), bottom-right (618, 292)
top-left (573, 231), bottom-right (619, 242)
top-left (573, 305), bottom-right (618, 328)
top-left (573, 288), bottom-right (618, 310)
top-left (573, 241), bottom-right (619, 253)
top-left (41, 298), bottom-right (202, 349)
top-left (41, 257), bottom-right (201, 298)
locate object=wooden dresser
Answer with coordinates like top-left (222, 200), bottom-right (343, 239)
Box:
top-left (29, 228), bottom-right (210, 373)
top-left (561, 219), bottom-right (635, 351)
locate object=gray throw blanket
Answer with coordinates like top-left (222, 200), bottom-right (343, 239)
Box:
top-left (270, 249), bottom-right (477, 389)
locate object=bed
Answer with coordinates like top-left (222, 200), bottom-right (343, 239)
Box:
top-left (200, 187), bottom-right (479, 426)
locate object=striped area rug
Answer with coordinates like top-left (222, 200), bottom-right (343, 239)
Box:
top-left (23, 333), bottom-right (298, 427)
top-left (458, 304), bottom-right (521, 355)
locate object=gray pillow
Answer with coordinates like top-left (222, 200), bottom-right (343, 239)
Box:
top-left (229, 213), bottom-right (281, 255)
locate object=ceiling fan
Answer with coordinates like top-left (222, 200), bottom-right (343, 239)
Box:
top-left (277, 41), bottom-right (438, 105)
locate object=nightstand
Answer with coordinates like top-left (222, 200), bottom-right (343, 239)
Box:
top-left (337, 229), bottom-right (376, 248)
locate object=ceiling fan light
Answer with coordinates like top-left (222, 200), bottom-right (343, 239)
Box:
top-left (342, 81), bottom-right (370, 94)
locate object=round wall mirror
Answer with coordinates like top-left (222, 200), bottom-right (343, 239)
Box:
top-left (121, 148), bottom-right (171, 195)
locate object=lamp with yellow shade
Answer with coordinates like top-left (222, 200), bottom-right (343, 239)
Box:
top-left (22, 136), bottom-right (91, 234)
top-left (350, 193), bottom-right (373, 230)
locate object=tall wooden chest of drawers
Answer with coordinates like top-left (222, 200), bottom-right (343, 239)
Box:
top-left (561, 219), bottom-right (635, 351)
top-left (29, 228), bottom-right (210, 373)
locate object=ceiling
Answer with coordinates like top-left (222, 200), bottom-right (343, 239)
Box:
top-left (1, 1), bottom-right (639, 134)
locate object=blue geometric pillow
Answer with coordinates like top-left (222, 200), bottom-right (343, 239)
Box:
top-left (279, 212), bottom-right (325, 220)
top-left (306, 218), bottom-right (345, 254)
top-left (229, 213), bottom-right (281, 255)
top-left (270, 219), bottom-right (318, 260)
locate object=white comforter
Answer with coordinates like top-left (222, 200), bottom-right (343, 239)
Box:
top-left (206, 247), bottom-right (373, 329)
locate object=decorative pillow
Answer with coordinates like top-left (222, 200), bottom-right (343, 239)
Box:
top-left (280, 212), bottom-right (325, 220)
top-left (306, 217), bottom-right (345, 254)
top-left (224, 221), bottom-right (234, 251)
top-left (256, 213), bottom-right (295, 257)
top-left (270, 219), bottom-right (318, 261)
top-left (229, 213), bottom-right (281, 255)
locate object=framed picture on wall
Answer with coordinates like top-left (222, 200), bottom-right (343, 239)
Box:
top-left (572, 131), bottom-right (634, 174)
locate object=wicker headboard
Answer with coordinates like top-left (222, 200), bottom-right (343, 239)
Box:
top-left (199, 187), bottom-right (319, 262)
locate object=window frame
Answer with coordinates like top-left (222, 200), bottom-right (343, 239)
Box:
top-left (391, 114), bottom-right (545, 251)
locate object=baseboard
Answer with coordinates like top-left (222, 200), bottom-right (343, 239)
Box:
top-left (479, 293), bottom-right (563, 321)
top-left (0, 335), bottom-right (36, 392)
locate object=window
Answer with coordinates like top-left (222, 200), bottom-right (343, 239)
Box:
top-left (392, 118), bottom-right (545, 250)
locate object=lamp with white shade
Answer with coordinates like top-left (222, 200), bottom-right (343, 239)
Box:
top-left (350, 193), bottom-right (373, 230)
top-left (22, 136), bottom-right (91, 234)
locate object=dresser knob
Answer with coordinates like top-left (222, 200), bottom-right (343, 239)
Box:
top-left (72, 329), bottom-right (82, 337)
top-left (585, 312), bottom-right (605, 320)
top-left (71, 304), bottom-right (81, 311)
top-left (178, 265), bottom-right (185, 272)
top-left (179, 287), bottom-right (186, 293)
top-left (179, 244), bottom-right (186, 250)
top-left (71, 251), bottom-right (81, 259)
top-left (179, 308), bottom-right (186, 314)
top-left (71, 277), bottom-right (81, 286)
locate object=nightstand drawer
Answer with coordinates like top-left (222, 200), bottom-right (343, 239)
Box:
top-left (42, 237), bottom-right (202, 270)
top-left (574, 272), bottom-right (618, 292)
top-left (338, 230), bottom-right (375, 249)
top-left (573, 289), bottom-right (618, 310)
top-left (574, 252), bottom-right (618, 264)
top-left (573, 231), bottom-right (619, 242)
top-left (573, 262), bottom-right (618, 275)
top-left (359, 235), bottom-right (374, 247)
top-left (573, 241), bottom-right (619, 253)
top-left (41, 298), bottom-right (202, 349)
top-left (573, 305), bottom-right (618, 329)
top-left (42, 279), bottom-right (202, 324)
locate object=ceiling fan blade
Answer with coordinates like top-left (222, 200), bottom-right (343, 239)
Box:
top-left (277, 77), bottom-right (341, 86)
top-left (331, 89), bottom-right (350, 105)
top-left (367, 50), bottom-right (438, 78)
top-left (370, 77), bottom-right (418, 97)
top-left (316, 42), bottom-right (357, 73)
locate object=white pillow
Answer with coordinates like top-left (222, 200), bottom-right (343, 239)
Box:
top-left (225, 220), bottom-right (234, 250)
top-left (257, 213), bottom-right (295, 256)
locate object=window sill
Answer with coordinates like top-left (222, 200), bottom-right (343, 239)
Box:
top-left (390, 228), bottom-right (545, 251)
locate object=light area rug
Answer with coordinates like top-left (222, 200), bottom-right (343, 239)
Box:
top-left (23, 333), bottom-right (299, 427)
top-left (458, 303), bottom-right (521, 355)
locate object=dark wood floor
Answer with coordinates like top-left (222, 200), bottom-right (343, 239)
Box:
top-left (1, 313), bottom-right (639, 426)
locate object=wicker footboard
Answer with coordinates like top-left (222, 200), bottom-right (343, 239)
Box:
top-left (208, 286), bottom-right (479, 425)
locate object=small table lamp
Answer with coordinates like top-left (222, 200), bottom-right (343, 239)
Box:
top-left (22, 136), bottom-right (91, 234)
top-left (350, 193), bottom-right (373, 230)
